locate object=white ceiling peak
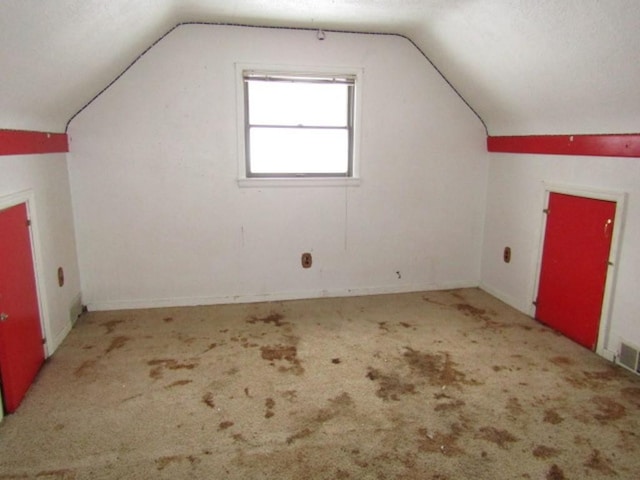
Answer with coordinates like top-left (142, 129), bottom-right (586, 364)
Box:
top-left (1, 0), bottom-right (639, 135)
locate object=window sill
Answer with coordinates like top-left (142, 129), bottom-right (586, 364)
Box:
top-left (237, 177), bottom-right (361, 188)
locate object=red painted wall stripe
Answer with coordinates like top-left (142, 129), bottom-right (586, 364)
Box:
top-left (487, 134), bottom-right (640, 158)
top-left (0, 130), bottom-right (69, 156)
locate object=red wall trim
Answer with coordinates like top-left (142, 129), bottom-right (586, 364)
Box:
top-left (487, 134), bottom-right (640, 158)
top-left (0, 129), bottom-right (69, 156)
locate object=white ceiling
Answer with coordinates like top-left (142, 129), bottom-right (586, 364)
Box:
top-left (2, 0), bottom-right (639, 135)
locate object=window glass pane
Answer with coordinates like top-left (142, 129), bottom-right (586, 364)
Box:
top-left (249, 128), bottom-right (349, 174)
top-left (248, 81), bottom-right (348, 127)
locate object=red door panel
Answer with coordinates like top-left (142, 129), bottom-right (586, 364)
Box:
top-left (535, 193), bottom-right (616, 350)
top-left (0, 203), bottom-right (45, 413)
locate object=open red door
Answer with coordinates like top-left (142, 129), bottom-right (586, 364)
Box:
top-left (0, 202), bottom-right (45, 413)
top-left (535, 192), bottom-right (616, 350)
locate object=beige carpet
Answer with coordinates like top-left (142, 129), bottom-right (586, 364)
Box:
top-left (0, 288), bottom-right (638, 479)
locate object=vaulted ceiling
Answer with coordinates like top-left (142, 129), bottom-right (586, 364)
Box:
top-left (2, 0), bottom-right (639, 135)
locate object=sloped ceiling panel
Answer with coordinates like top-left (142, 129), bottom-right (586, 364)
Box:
top-left (0, 0), bottom-right (176, 132)
top-left (409, 0), bottom-right (640, 135)
top-left (1, 0), bottom-right (639, 135)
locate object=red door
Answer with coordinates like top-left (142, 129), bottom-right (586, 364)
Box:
top-left (535, 192), bottom-right (616, 350)
top-left (0, 202), bottom-right (45, 413)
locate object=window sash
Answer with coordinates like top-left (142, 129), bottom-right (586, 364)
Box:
top-left (243, 72), bottom-right (355, 178)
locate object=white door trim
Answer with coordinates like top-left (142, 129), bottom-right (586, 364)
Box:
top-left (531, 183), bottom-right (627, 360)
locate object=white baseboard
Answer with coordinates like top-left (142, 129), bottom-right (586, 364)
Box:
top-left (47, 321), bottom-right (72, 357)
top-left (479, 282), bottom-right (532, 316)
top-left (597, 348), bottom-right (616, 363)
top-left (86, 280), bottom-right (479, 312)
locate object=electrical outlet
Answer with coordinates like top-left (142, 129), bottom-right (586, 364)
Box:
top-left (301, 253), bottom-right (312, 268)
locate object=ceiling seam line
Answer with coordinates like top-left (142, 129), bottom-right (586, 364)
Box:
top-left (64, 24), bottom-right (181, 132)
top-left (65, 22), bottom-right (488, 136)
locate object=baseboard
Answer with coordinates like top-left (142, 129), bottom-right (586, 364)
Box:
top-left (597, 348), bottom-right (617, 363)
top-left (47, 321), bottom-right (72, 357)
top-left (69, 292), bottom-right (83, 325)
top-left (478, 282), bottom-right (532, 316)
top-left (86, 280), bottom-right (479, 312)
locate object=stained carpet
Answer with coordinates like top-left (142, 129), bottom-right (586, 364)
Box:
top-left (0, 288), bottom-right (638, 479)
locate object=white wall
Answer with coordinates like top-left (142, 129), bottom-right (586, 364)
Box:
top-left (0, 153), bottom-right (81, 354)
top-left (481, 153), bottom-right (640, 357)
top-left (67, 25), bottom-right (488, 310)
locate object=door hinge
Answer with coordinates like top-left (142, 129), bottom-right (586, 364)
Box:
top-left (42, 338), bottom-right (46, 345)
top-left (543, 208), bottom-right (550, 215)
top-left (532, 300), bottom-right (538, 306)
top-left (26, 218), bottom-right (31, 227)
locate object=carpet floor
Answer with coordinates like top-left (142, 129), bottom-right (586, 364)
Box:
top-left (0, 288), bottom-right (638, 479)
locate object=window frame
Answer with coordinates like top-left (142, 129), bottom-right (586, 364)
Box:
top-left (236, 64), bottom-right (362, 187)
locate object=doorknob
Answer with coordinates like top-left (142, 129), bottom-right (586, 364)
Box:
top-left (0, 312), bottom-right (8, 322)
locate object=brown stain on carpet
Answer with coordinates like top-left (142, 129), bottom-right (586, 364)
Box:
top-left (247, 312), bottom-right (287, 327)
top-left (35, 469), bottom-right (76, 479)
top-left (434, 398), bottom-right (465, 412)
top-left (232, 433), bottom-right (247, 443)
top-left (286, 427), bottom-right (313, 444)
top-left (620, 387), bottom-right (640, 408)
top-left (155, 455), bottom-right (200, 471)
top-left (100, 319), bottom-right (124, 334)
top-left (105, 335), bottom-right (130, 354)
top-left (422, 296), bottom-right (448, 306)
top-left (455, 303), bottom-right (493, 321)
top-left (265, 397), bottom-right (275, 418)
top-left (476, 426), bottom-right (518, 449)
top-left (377, 321), bottom-right (390, 332)
top-left (366, 368), bottom-right (416, 401)
top-left (543, 409), bottom-right (564, 425)
top-left (417, 423), bottom-right (465, 457)
top-left (403, 348), bottom-right (480, 388)
top-left (546, 464), bottom-right (566, 480)
top-left (584, 449), bottom-right (616, 475)
top-left (261, 344), bottom-right (304, 375)
top-left (163, 317), bottom-right (173, 323)
top-left (332, 358), bottom-right (341, 364)
top-left (592, 396), bottom-right (626, 422)
top-left (281, 390), bottom-right (298, 402)
top-left (74, 359), bottom-right (97, 378)
top-left (583, 368), bottom-right (624, 382)
top-left (533, 445), bottom-right (561, 459)
top-left (165, 379), bottom-right (192, 389)
top-left (202, 392), bottom-right (215, 409)
top-left (550, 356), bottom-right (573, 366)
top-left (506, 397), bottom-right (524, 416)
top-left (565, 368), bottom-right (628, 390)
top-left (147, 358), bottom-right (199, 379)
top-left (286, 392), bottom-right (354, 444)
top-left (219, 421), bottom-right (234, 430)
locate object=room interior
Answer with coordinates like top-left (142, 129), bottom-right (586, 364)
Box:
top-left (0, 1), bottom-right (639, 478)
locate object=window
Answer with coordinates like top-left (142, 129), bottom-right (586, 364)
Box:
top-left (239, 69), bottom-right (359, 181)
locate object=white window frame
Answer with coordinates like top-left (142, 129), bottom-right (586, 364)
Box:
top-left (236, 63), bottom-right (362, 187)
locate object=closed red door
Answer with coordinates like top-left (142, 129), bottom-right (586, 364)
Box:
top-left (0, 202), bottom-right (45, 413)
top-left (535, 192), bottom-right (616, 350)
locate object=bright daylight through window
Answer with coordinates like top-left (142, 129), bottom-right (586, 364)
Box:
top-left (243, 71), bottom-right (356, 178)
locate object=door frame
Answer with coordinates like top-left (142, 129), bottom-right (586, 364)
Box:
top-left (0, 190), bottom-right (50, 357)
top-left (531, 183), bottom-right (627, 360)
